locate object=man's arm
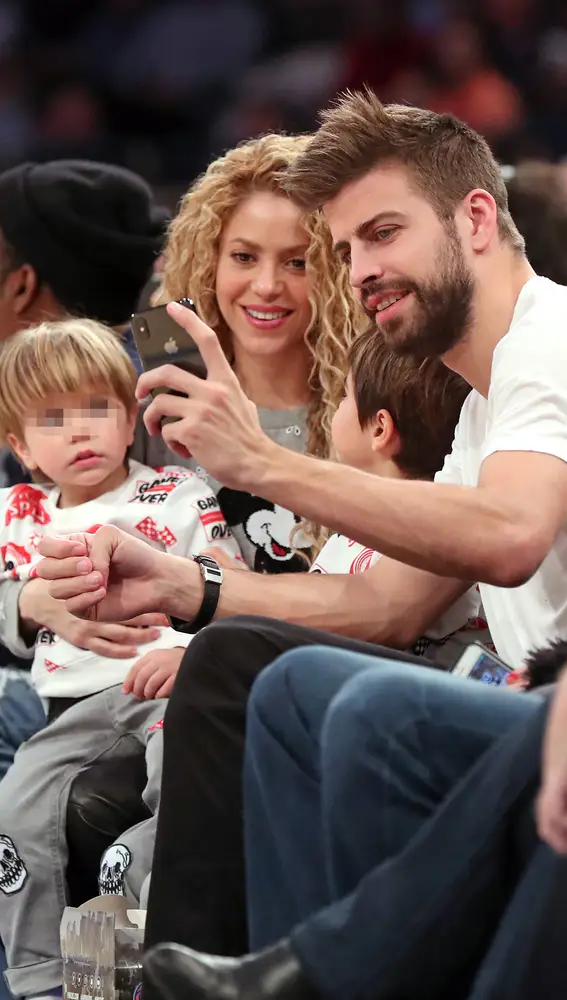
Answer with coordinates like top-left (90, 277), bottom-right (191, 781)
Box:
top-left (249, 449), bottom-right (567, 589)
top-left (163, 553), bottom-right (470, 647)
top-left (37, 528), bottom-right (469, 642)
top-left (137, 303), bottom-right (567, 592)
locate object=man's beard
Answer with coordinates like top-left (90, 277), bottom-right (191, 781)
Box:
top-left (361, 228), bottom-right (475, 360)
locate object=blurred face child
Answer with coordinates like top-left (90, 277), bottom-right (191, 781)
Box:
top-left (1, 319), bottom-right (138, 508)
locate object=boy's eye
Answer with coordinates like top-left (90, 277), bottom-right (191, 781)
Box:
top-left (89, 398), bottom-right (109, 415)
top-left (42, 409), bottom-right (64, 427)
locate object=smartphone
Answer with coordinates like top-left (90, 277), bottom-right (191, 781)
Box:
top-left (131, 298), bottom-right (206, 425)
top-left (452, 642), bottom-right (513, 686)
top-left (131, 298), bottom-right (206, 381)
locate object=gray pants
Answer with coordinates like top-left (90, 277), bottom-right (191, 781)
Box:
top-left (0, 686), bottom-right (165, 998)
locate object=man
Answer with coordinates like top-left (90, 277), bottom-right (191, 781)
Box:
top-left (38, 97), bottom-right (567, 657)
top-left (37, 92), bottom-right (567, 983)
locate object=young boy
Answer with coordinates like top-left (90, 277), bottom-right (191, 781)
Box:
top-left (309, 325), bottom-right (493, 663)
top-left (0, 319), bottom-right (241, 1000)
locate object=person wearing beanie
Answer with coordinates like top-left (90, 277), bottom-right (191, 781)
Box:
top-left (0, 159), bottom-right (168, 338)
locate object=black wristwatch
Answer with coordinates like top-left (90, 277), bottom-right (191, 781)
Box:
top-left (171, 554), bottom-right (223, 634)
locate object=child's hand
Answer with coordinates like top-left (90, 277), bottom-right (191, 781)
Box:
top-left (200, 547), bottom-right (249, 571)
top-left (122, 646), bottom-right (185, 700)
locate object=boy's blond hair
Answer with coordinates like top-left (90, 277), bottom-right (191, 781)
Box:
top-left (0, 318), bottom-right (138, 444)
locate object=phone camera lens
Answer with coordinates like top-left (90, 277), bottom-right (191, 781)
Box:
top-left (139, 321), bottom-right (150, 340)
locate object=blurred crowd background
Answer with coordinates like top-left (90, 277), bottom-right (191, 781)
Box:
top-left (2, 0), bottom-right (567, 203)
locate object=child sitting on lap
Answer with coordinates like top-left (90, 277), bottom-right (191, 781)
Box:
top-left (0, 319), bottom-right (240, 1000)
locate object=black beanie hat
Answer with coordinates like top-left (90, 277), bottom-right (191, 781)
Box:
top-left (0, 160), bottom-right (170, 326)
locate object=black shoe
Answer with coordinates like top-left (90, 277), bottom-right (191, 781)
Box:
top-left (144, 939), bottom-right (318, 1000)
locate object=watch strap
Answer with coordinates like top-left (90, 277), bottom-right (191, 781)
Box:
top-left (171, 555), bottom-right (223, 634)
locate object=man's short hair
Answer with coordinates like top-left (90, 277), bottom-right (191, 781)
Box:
top-left (505, 162), bottom-right (567, 285)
top-left (0, 318), bottom-right (137, 443)
top-left (286, 89), bottom-right (524, 252)
top-left (349, 327), bottom-right (470, 479)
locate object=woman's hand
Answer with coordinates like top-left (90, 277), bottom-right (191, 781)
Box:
top-left (136, 302), bottom-right (278, 491)
top-left (19, 577), bottom-right (168, 658)
top-left (36, 526), bottom-right (178, 622)
top-left (200, 546), bottom-right (249, 571)
top-left (122, 646), bottom-right (185, 700)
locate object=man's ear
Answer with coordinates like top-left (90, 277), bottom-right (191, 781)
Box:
top-left (6, 432), bottom-right (38, 471)
top-left (2, 264), bottom-right (40, 316)
top-left (370, 409), bottom-right (399, 454)
top-left (460, 189), bottom-right (498, 254)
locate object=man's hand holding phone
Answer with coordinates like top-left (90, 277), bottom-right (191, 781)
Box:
top-left (136, 302), bottom-right (277, 491)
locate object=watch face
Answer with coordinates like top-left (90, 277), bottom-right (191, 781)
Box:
top-left (196, 555), bottom-right (223, 584)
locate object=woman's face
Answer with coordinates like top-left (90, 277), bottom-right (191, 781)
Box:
top-left (215, 190), bottom-right (312, 360)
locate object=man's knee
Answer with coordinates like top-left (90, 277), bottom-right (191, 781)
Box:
top-left (170, 616), bottom-right (292, 722)
top-left (248, 647), bottom-right (316, 727)
top-left (176, 616), bottom-right (263, 683)
top-left (322, 663), bottom-right (425, 756)
top-left (181, 616), bottom-right (270, 664)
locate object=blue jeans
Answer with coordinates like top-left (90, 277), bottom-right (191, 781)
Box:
top-left (245, 648), bottom-right (543, 999)
top-left (0, 668), bottom-right (46, 781)
top-left (0, 667), bottom-right (45, 1000)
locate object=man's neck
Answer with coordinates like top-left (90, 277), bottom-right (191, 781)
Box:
top-left (443, 255), bottom-right (536, 397)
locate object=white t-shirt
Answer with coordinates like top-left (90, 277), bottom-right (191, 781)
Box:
top-left (311, 533), bottom-right (492, 667)
top-left (436, 275), bottom-right (567, 666)
top-left (0, 461), bottom-right (242, 698)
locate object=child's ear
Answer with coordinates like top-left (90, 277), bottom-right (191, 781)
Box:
top-left (370, 409), bottom-right (398, 454)
top-left (6, 433), bottom-right (38, 471)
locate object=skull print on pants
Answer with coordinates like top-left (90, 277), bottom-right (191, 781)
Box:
top-left (0, 836), bottom-right (28, 895)
top-left (98, 844), bottom-right (133, 895)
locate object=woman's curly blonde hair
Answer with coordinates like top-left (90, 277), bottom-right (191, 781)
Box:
top-left (160, 133), bottom-right (364, 552)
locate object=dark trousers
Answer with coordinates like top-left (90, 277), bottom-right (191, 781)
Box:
top-left (144, 616), bottom-right (430, 958)
top-left (245, 646), bottom-right (554, 999)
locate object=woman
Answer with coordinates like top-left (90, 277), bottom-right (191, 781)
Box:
top-left (64, 134), bottom-right (361, 903)
top-left (147, 132), bottom-right (358, 571)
